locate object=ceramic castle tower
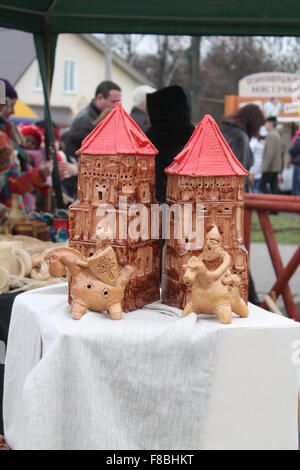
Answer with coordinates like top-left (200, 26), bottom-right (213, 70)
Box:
top-left (162, 114), bottom-right (249, 309)
top-left (69, 102), bottom-right (160, 311)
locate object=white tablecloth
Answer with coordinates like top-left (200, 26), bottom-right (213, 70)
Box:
top-left (3, 284), bottom-right (300, 450)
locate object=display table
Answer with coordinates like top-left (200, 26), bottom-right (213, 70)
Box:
top-left (3, 284), bottom-right (300, 450)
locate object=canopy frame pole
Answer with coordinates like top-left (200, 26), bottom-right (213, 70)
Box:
top-left (0, 4), bottom-right (43, 15)
top-left (34, 19), bottom-right (63, 208)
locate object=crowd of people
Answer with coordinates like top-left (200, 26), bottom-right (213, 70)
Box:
top-left (221, 106), bottom-right (300, 197)
top-left (0, 79), bottom-right (52, 220)
top-left (1, 76), bottom-right (300, 221)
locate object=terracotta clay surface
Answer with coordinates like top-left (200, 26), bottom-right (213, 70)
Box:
top-left (69, 102), bottom-right (160, 312)
top-left (162, 115), bottom-right (249, 309)
top-left (182, 226), bottom-right (249, 324)
top-left (45, 246), bottom-right (134, 320)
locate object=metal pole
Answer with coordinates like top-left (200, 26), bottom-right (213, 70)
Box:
top-left (105, 34), bottom-right (112, 80)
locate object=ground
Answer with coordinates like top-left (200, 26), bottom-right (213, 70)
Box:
top-left (249, 212), bottom-right (300, 315)
top-left (250, 242), bottom-right (300, 315)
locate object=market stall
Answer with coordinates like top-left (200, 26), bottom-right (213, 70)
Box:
top-left (1, 0), bottom-right (300, 451)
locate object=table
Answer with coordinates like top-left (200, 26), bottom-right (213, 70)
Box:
top-left (3, 284), bottom-right (300, 450)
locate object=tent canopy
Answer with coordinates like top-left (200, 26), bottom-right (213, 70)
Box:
top-left (10, 99), bottom-right (37, 124)
top-left (1, 0), bottom-right (300, 36)
top-left (12, 99), bottom-right (38, 119)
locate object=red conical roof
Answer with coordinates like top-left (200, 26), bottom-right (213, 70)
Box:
top-left (165, 114), bottom-right (248, 176)
top-left (77, 102), bottom-right (158, 156)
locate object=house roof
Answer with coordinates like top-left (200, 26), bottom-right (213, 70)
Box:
top-left (77, 102), bottom-right (158, 156)
top-left (0, 29), bottom-right (150, 88)
top-left (81, 35), bottom-right (151, 87)
top-left (0, 28), bottom-right (35, 85)
top-left (165, 114), bottom-right (248, 177)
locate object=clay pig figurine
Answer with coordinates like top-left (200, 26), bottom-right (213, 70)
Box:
top-left (182, 226), bottom-right (248, 324)
top-left (45, 246), bottom-right (134, 320)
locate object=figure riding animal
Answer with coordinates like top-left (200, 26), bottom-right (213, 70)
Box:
top-left (182, 226), bottom-right (248, 324)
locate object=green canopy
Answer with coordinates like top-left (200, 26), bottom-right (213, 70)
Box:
top-left (1, 0), bottom-right (299, 207)
top-left (1, 1), bottom-right (300, 36)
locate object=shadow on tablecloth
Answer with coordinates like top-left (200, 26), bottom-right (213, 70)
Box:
top-left (0, 292), bottom-right (24, 435)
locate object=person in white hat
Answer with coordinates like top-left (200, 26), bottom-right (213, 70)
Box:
top-left (249, 126), bottom-right (267, 193)
top-left (130, 85), bottom-right (156, 133)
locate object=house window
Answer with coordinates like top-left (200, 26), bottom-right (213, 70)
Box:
top-left (34, 61), bottom-right (42, 91)
top-left (63, 60), bottom-right (76, 93)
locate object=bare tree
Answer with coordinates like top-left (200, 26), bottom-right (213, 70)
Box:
top-left (199, 36), bottom-right (280, 121)
top-left (97, 33), bottom-right (300, 123)
top-left (111, 34), bottom-right (145, 65)
top-left (263, 36), bottom-right (300, 73)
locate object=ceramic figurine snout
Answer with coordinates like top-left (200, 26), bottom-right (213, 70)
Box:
top-left (45, 246), bottom-right (134, 320)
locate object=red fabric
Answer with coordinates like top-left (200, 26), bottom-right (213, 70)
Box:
top-left (77, 102), bottom-right (158, 156)
top-left (7, 168), bottom-right (46, 194)
top-left (56, 151), bottom-right (63, 163)
top-left (0, 132), bottom-right (7, 150)
top-left (291, 129), bottom-right (300, 146)
top-left (40, 186), bottom-right (50, 196)
top-left (165, 114), bottom-right (248, 177)
top-left (53, 128), bottom-right (60, 143)
top-left (0, 132), bottom-right (14, 174)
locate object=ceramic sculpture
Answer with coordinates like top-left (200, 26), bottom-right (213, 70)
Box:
top-left (68, 102), bottom-right (160, 311)
top-left (7, 194), bottom-right (26, 223)
top-left (0, 266), bottom-right (10, 295)
top-left (182, 226), bottom-right (248, 324)
top-left (0, 240), bottom-right (30, 277)
top-left (45, 246), bottom-right (134, 320)
top-left (0, 236), bottom-right (65, 295)
top-left (3, 195), bottom-right (48, 239)
top-left (162, 114), bottom-right (249, 310)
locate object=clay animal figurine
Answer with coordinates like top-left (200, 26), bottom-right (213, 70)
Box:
top-left (45, 246), bottom-right (134, 320)
top-left (182, 226), bottom-right (248, 324)
top-left (31, 250), bottom-right (54, 281)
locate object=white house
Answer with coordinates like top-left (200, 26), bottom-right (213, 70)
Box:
top-left (1, 31), bottom-right (150, 125)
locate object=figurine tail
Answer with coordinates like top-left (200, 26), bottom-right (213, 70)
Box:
top-left (118, 265), bottom-right (135, 288)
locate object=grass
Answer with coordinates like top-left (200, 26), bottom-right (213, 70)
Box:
top-left (251, 213), bottom-right (300, 245)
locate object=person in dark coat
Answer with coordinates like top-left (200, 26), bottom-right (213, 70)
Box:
top-left (62, 81), bottom-right (121, 160)
top-left (146, 85), bottom-right (194, 203)
top-left (221, 104), bottom-right (265, 306)
top-left (220, 104), bottom-right (265, 172)
top-left (289, 134), bottom-right (300, 196)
